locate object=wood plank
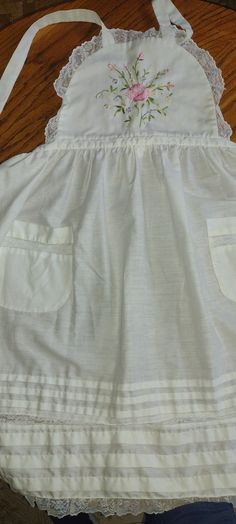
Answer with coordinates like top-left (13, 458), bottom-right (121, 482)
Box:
top-left (0, 478), bottom-right (54, 523)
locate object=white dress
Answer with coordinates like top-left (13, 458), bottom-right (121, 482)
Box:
top-left (1, 0), bottom-right (236, 518)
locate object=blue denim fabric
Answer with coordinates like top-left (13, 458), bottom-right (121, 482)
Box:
top-left (144, 501), bottom-right (236, 523)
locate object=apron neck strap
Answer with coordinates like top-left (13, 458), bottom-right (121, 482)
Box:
top-left (0, 9), bottom-right (114, 114)
top-left (151, 0), bottom-right (193, 40)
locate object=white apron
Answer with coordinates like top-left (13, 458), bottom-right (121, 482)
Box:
top-left (1, 0), bottom-right (236, 518)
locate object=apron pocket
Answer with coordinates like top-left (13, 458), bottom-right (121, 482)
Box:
top-left (206, 216), bottom-right (236, 304)
top-left (0, 219), bottom-right (74, 313)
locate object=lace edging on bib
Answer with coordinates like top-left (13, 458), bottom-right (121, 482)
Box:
top-left (181, 37), bottom-right (232, 140)
top-left (44, 27), bottom-right (232, 143)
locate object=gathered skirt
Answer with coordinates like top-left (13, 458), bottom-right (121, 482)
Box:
top-left (1, 133), bottom-right (236, 515)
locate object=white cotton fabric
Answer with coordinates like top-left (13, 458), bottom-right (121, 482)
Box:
top-left (44, 27), bottom-right (233, 144)
top-left (1, 0), bottom-right (236, 517)
top-left (58, 37), bottom-right (219, 137)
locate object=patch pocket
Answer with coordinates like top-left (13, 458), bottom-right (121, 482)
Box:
top-left (206, 216), bottom-right (236, 304)
top-left (0, 219), bottom-right (74, 313)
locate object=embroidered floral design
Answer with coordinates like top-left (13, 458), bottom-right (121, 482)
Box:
top-left (95, 52), bottom-right (175, 128)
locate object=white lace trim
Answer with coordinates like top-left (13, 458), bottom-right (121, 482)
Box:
top-left (44, 27), bottom-right (232, 144)
top-left (181, 38), bottom-right (232, 139)
top-left (3, 466), bottom-right (236, 517)
top-left (25, 495), bottom-right (236, 518)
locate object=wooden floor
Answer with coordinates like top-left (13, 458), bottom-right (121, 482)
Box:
top-left (0, 479), bottom-right (54, 523)
top-left (0, 0), bottom-right (236, 522)
top-left (0, 0), bottom-right (235, 30)
top-left (0, 0), bottom-right (63, 28)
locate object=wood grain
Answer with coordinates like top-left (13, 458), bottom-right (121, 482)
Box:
top-left (0, 478), bottom-right (54, 523)
top-left (0, 0), bottom-right (65, 28)
top-left (0, 0), bottom-right (235, 163)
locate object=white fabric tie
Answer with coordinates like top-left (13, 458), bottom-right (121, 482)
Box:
top-left (151, 0), bottom-right (193, 39)
top-left (0, 9), bottom-right (114, 114)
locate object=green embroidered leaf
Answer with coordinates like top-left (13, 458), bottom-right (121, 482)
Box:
top-left (95, 89), bottom-right (109, 98)
top-left (124, 65), bottom-right (133, 82)
top-left (119, 73), bottom-right (129, 85)
top-left (132, 64), bottom-right (139, 82)
top-left (155, 71), bottom-right (167, 79)
top-left (152, 86), bottom-right (161, 93)
top-left (109, 85), bottom-right (118, 93)
top-left (115, 95), bottom-right (126, 103)
top-left (114, 105), bottom-right (126, 115)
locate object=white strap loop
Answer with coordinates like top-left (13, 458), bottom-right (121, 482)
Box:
top-left (0, 9), bottom-right (114, 114)
top-left (151, 0), bottom-right (193, 39)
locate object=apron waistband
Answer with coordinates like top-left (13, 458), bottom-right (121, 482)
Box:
top-left (0, 9), bottom-right (114, 114)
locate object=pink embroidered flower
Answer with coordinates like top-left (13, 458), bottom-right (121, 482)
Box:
top-left (138, 52), bottom-right (144, 60)
top-left (96, 54), bottom-right (175, 128)
top-left (127, 83), bottom-right (151, 102)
